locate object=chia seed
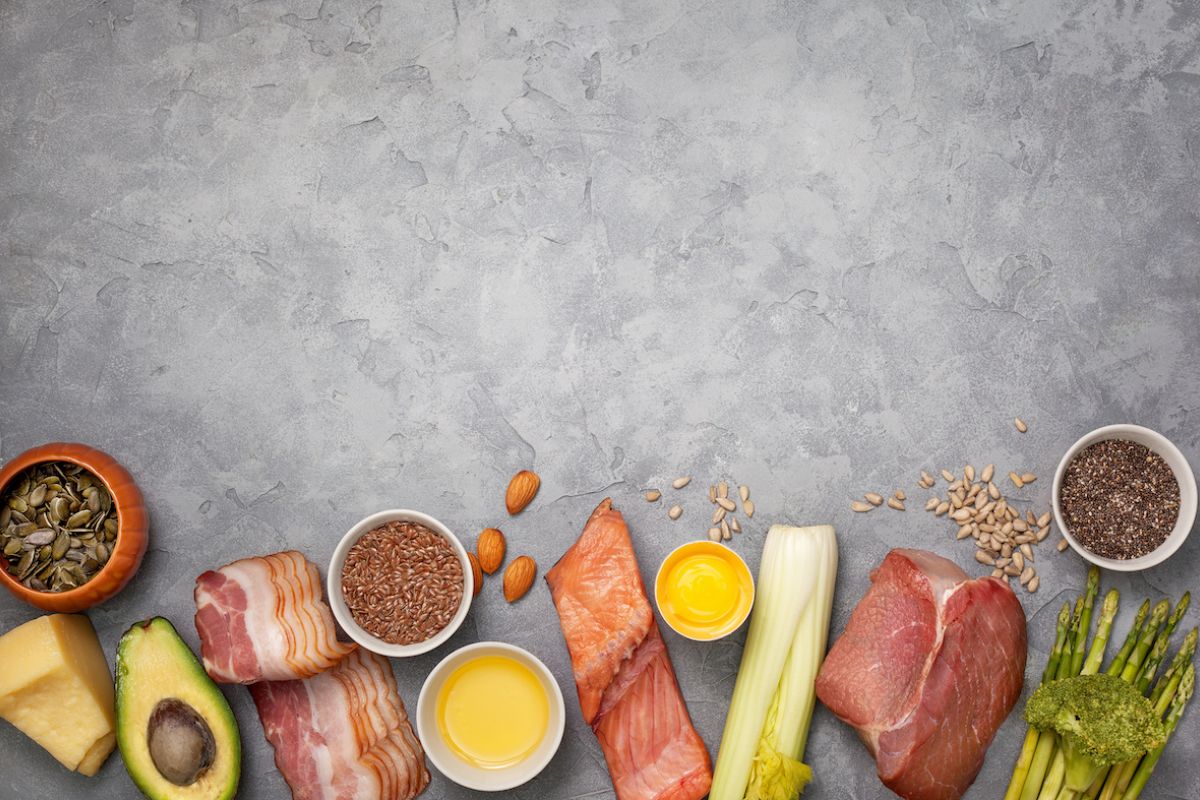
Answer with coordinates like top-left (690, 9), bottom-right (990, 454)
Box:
top-left (1060, 439), bottom-right (1180, 560)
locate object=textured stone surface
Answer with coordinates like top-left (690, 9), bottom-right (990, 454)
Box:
top-left (2, 0), bottom-right (1199, 797)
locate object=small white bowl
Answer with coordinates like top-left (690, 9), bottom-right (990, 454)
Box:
top-left (327, 509), bottom-right (473, 657)
top-left (416, 641), bottom-right (565, 791)
top-left (1052, 424), bottom-right (1197, 572)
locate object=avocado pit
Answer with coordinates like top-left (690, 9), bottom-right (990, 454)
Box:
top-left (147, 698), bottom-right (216, 786)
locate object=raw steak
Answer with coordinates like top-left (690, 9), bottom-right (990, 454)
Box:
top-left (815, 548), bottom-right (1026, 800)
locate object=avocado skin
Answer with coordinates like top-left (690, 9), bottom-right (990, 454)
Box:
top-left (115, 617), bottom-right (241, 800)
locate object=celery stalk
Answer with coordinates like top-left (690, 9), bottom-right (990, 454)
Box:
top-left (745, 525), bottom-right (838, 800)
top-left (710, 524), bottom-right (838, 800)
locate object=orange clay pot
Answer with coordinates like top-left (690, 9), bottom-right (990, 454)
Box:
top-left (0, 443), bottom-right (148, 612)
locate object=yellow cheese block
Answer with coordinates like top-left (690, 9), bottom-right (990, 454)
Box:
top-left (0, 614), bottom-right (116, 776)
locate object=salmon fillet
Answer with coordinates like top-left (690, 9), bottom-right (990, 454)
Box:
top-left (547, 499), bottom-right (712, 800)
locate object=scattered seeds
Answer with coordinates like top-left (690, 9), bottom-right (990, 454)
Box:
top-left (739, 485), bottom-right (749, 503)
top-left (975, 550), bottom-right (995, 566)
top-left (1057, 538), bottom-right (1070, 552)
top-left (851, 500), bottom-right (874, 513)
top-left (941, 469), bottom-right (956, 482)
top-left (925, 497), bottom-right (939, 511)
top-left (672, 476), bottom-right (692, 489)
top-left (893, 489), bottom-right (906, 501)
top-left (1020, 473), bottom-right (1036, 484)
top-left (644, 490), bottom-right (661, 502)
top-left (864, 492), bottom-right (885, 506)
top-left (708, 527), bottom-right (722, 542)
top-left (981, 464), bottom-right (995, 483)
top-left (716, 497), bottom-right (736, 512)
top-left (668, 505), bottom-right (683, 520)
top-left (1027, 575), bottom-right (1040, 593)
top-left (721, 520), bottom-right (731, 540)
top-left (743, 499), bottom-right (755, 518)
top-left (730, 517), bottom-right (741, 533)
top-left (712, 506), bottom-right (726, 524)
top-left (887, 497), bottom-right (905, 511)
top-left (1015, 417), bottom-right (1028, 433)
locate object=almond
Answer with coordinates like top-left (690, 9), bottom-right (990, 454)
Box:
top-left (505, 470), bottom-right (540, 514)
top-left (503, 555), bottom-right (537, 602)
top-left (467, 552), bottom-right (483, 597)
top-left (476, 528), bottom-right (506, 574)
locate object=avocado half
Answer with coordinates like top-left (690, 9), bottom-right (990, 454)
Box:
top-left (115, 617), bottom-right (240, 800)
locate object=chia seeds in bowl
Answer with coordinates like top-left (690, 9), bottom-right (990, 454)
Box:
top-left (1060, 439), bottom-right (1181, 560)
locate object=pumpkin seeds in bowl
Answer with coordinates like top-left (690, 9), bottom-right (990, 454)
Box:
top-left (1, 461), bottom-right (119, 592)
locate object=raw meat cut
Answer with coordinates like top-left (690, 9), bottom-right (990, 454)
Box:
top-left (814, 548), bottom-right (1026, 800)
top-left (195, 550), bottom-right (354, 684)
top-left (250, 645), bottom-right (429, 800)
top-left (546, 499), bottom-right (712, 800)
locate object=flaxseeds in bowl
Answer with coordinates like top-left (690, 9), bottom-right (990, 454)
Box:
top-left (341, 520), bottom-right (466, 645)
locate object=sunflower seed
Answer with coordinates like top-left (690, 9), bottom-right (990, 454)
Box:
top-left (739, 485), bottom-right (749, 503)
top-left (1015, 417), bottom-right (1028, 433)
top-left (941, 469), bottom-right (956, 482)
top-left (672, 476), bottom-right (691, 489)
top-left (1027, 575), bottom-right (1040, 592)
top-left (668, 505), bottom-right (683, 520)
top-left (1020, 473), bottom-right (1036, 484)
top-left (743, 499), bottom-right (755, 518)
top-left (730, 517), bottom-right (741, 533)
top-left (864, 492), bottom-right (884, 506)
top-left (851, 500), bottom-right (874, 512)
top-left (708, 527), bottom-right (722, 542)
top-left (644, 490), bottom-right (662, 502)
top-left (712, 506), bottom-right (726, 524)
top-left (887, 497), bottom-right (905, 511)
top-left (718, 482), bottom-right (729, 498)
top-left (721, 520), bottom-right (731, 540)
top-left (925, 497), bottom-right (939, 511)
top-left (975, 550), bottom-right (995, 566)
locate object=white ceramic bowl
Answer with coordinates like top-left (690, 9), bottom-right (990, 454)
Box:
top-left (327, 509), bottom-right (473, 657)
top-left (1052, 424), bottom-right (1197, 572)
top-left (416, 641), bottom-right (565, 791)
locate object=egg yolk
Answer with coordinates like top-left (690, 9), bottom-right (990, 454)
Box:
top-left (436, 655), bottom-right (549, 770)
top-left (658, 549), bottom-right (751, 639)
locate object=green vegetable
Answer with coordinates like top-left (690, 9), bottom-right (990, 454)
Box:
top-left (1005, 603), bottom-right (1072, 800)
top-left (710, 524), bottom-right (837, 800)
top-left (1122, 665), bottom-right (1194, 800)
top-left (1025, 674), bottom-right (1166, 793)
top-left (1105, 601), bottom-right (1149, 677)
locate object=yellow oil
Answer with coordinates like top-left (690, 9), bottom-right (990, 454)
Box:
top-left (436, 654), bottom-right (549, 769)
top-left (656, 543), bottom-right (753, 640)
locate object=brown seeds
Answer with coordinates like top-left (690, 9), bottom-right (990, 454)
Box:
top-left (476, 528), bottom-right (506, 574)
top-left (341, 520), bottom-right (464, 644)
top-left (503, 556), bottom-right (537, 602)
top-left (505, 470), bottom-right (541, 514)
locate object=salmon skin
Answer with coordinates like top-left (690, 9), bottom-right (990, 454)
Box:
top-left (546, 499), bottom-right (712, 800)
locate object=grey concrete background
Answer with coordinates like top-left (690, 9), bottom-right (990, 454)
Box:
top-left (2, 0), bottom-right (1199, 798)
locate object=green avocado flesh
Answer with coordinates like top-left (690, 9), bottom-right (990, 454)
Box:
top-left (115, 617), bottom-right (240, 800)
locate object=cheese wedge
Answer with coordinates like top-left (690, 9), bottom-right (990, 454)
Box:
top-left (0, 614), bottom-right (116, 775)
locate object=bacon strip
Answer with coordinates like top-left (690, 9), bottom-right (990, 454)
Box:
top-left (546, 500), bottom-right (712, 800)
top-left (250, 646), bottom-right (430, 800)
top-left (194, 550), bottom-right (353, 684)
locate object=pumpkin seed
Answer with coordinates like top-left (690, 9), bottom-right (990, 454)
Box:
top-left (66, 509), bottom-right (92, 528)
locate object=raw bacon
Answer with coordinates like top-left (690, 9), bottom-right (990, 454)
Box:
top-left (195, 550), bottom-right (353, 684)
top-left (250, 646), bottom-right (430, 800)
top-left (546, 499), bottom-right (712, 800)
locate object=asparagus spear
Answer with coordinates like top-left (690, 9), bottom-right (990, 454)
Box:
top-left (1005, 604), bottom-right (1072, 800)
top-left (1119, 600), bottom-right (1170, 683)
top-left (1106, 600), bottom-right (1150, 677)
top-left (1150, 628), bottom-right (1198, 707)
top-left (1121, 665), bottom-right (1195, 800)
top-left (1134, 632), bottom-right (1171, 695)
top-left (1070, 567), bottom-right (1101, 675)
top-left (1082, 590), bottom-right (1120, 675)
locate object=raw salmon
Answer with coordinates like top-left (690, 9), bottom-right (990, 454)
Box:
top-left (547, 499), bottom-right (712, 800)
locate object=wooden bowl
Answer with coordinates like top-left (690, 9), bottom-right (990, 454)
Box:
top-left (0, 443), bottom-right (149, 612)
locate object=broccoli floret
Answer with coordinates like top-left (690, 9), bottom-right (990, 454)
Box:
top-left (1025, 674), bottom-right (1166, 791)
